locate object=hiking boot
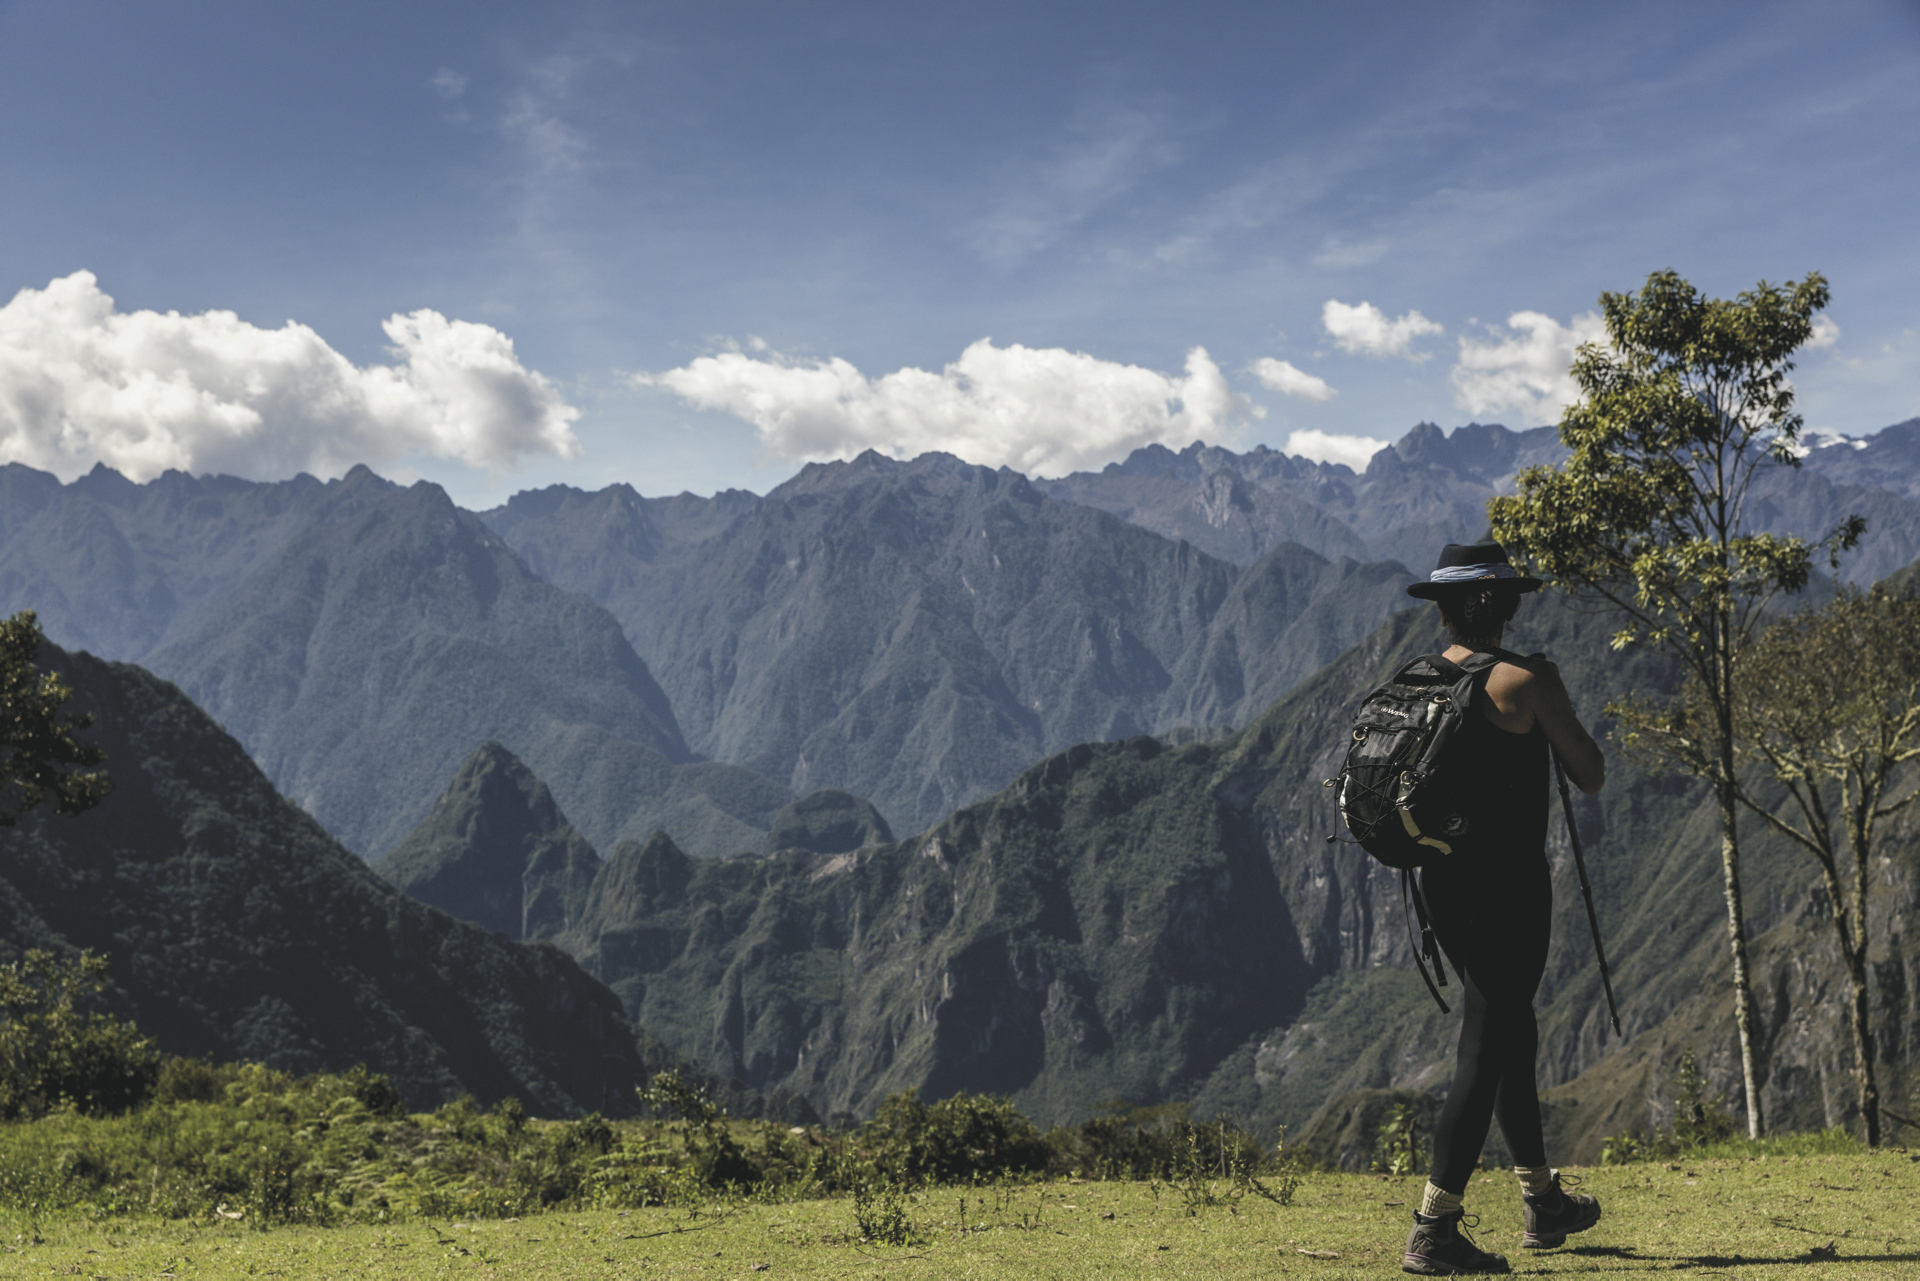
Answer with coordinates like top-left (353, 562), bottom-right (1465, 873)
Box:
top-left (1521, 1170), bottom-right (1601, 1248)
top-left (1403, 1209), bottom-right (1510, 1275)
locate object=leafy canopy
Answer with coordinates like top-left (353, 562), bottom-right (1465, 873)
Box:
top-left (1, 610), bottom-right (112, 825)
top-left (0, 950), bottom-right (161, 1120)
top-left (1488, 269), bottom-right (1856, 669)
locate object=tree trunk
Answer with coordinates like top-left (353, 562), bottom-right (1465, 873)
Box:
top-left (1717, 763), bottom-right (1765, 1139)
top-left (1712, 613), bottom-right (1764, 1141)
top-left (1848, 805), bottom-right (1881, 1147)
top-left (1847, 948), bottom-right (1879, 1147)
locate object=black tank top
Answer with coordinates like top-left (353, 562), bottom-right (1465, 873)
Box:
top-left (1456, 705), bottom-right (1550, 864)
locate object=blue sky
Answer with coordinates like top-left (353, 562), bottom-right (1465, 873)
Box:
top-left (1, 0), bottom-right (1916, 507)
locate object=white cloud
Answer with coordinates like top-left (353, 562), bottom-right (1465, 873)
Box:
top-left (1322, 299), bottom-right (1444, 360)
top-left (1450, 310), bottom-right (1608, 422)
top-left (1807, 314), bottom-right (1840, 349)
top-left (0, 271), bottom-right (579, 483)
top-left (430, 67), bottom-right (469, 100)
top-left (637, 339), bottom-right (1256, 478)
top-left (1248, 357), bottom-right (1336, 402)
top-left (1283, 429), bottom-right (1386, 470)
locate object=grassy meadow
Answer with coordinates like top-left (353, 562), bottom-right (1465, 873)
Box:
top-left (5, 1142), bottom-right (1917, 1279)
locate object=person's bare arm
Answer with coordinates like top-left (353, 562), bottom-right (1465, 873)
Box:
top-left (1519, 656), bottom-right (1605, 794)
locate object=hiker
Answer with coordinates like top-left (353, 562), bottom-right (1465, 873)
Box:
top-left (1399, 541), bottom-right (1607, 1277)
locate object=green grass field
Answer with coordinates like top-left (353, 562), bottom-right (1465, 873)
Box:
top-left (6, 1147), bottom-right (1916, 1279)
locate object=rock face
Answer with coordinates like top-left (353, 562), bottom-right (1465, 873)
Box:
top-left (0, 645), bottom-right (652, 1115)
top-left (485, 452), bottom-right (1415, 835)
top-left (0, 464), bottom-right (785, 858)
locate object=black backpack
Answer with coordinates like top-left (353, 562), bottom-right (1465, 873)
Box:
top-left (1333, 650), bottom-right (1499, 868)
top-left (1326, 649), bottom-right (1499, 1011)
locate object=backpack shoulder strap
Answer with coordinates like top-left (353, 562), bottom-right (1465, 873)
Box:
top-left (1455, 650), bottom-right (1500, 676)
top-left (1387, 652), bottom-right (1467, 685)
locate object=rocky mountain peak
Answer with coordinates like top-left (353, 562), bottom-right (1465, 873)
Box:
top-left (376, 740), bottom-right (602, 940)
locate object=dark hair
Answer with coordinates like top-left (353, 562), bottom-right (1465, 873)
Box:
top-left (1436, 586), bottom-right (1521, 646)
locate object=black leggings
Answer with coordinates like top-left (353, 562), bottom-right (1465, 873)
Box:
top-left (1421, 853), bottom-right (1551, 1193)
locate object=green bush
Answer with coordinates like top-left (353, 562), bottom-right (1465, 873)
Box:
top-left (0, 950), bottom-right (160, 1120)
top-left (1602, 1047), bottom-right (1759, 1165)
top-left (864, 1091), bottom-right (1050, 1186)
top-left (1043, 1101), bottom-right (1285, 1183)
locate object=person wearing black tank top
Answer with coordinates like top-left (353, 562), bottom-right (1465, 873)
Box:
top-left (1396, 542), bottom-right (1608, 1277)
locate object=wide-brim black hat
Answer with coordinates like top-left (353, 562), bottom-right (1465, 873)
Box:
top-left (1406, 540), bottom-right (1544, 599)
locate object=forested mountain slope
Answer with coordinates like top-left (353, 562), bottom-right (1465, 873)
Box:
top-left (0, 644), bottom-right (653, 1115)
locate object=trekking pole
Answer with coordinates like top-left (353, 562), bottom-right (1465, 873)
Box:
top-left (1552, 749), bottom-right (1623, 1039)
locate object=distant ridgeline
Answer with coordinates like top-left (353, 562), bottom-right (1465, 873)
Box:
top-left (378, 582), bottom-right (1920, 1161)
top-left (0, 642), bottom-right (808, 1121)
top-left (483, 421), bottom-right (1920, 836)
top-left (2, 420), bottom-right (1912, 852)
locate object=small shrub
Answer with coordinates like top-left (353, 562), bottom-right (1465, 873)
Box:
top-left (638, 1070), bottom-right (761, 1189)
top-left (851, 1178), bottom-right (915, 1244)
top-left (1369, 1103), bottom-right (1425, 1176)
top-left (1602, 1046), bottom-right (1748, 1164)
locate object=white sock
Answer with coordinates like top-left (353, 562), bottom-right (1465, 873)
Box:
top-left (1515, 1164), bottom-right (1553, 1196)
top-left (1420, 1182), bottom-right (1464, 1216)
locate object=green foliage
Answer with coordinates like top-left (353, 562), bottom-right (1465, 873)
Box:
top-left (0, 610), bottom-right (111, 826)
top-left (1042, 1101), bottom-right (1302, 1210)
top-left (1600, 1047), bottom-right (1744, 1165)
top-left (1368, 1103), bottom-right (1425, 1177)
top-left (850, 1178), bottom-right (916, 1245)
top-left (0, 1058), bottom-right (787, 1224)
top-left (862, 1090), bottom-right (1051, 1187)
top-left (1490, 268), bottom-right (1855, 1142)
top-left (0, 950), bottom-right (159, 1120)
top-left (1489, 269), bottom-right (1853, 667)
top-left (1, 1046), bottom-right (1313, 1231)
top-left (636, 1070), bottom-right (762, 1188)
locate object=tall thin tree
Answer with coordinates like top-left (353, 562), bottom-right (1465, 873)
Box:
top-left (1618, 588), bottom-right (1920, 1146)
top-left (1489, 269), bottom-right (1858, 1138)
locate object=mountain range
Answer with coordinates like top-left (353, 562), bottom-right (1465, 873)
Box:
top-left (375, 579), bottom-right (1920, 1157)
top-left (486, 452), bottom-right (1414, 834)
top-left (1035, 418), bottom-right (1920, 583)
top-left (5, 418), bottom-right (1918, 1153)
top-left (7, 419), bottom-right (1914, 857)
